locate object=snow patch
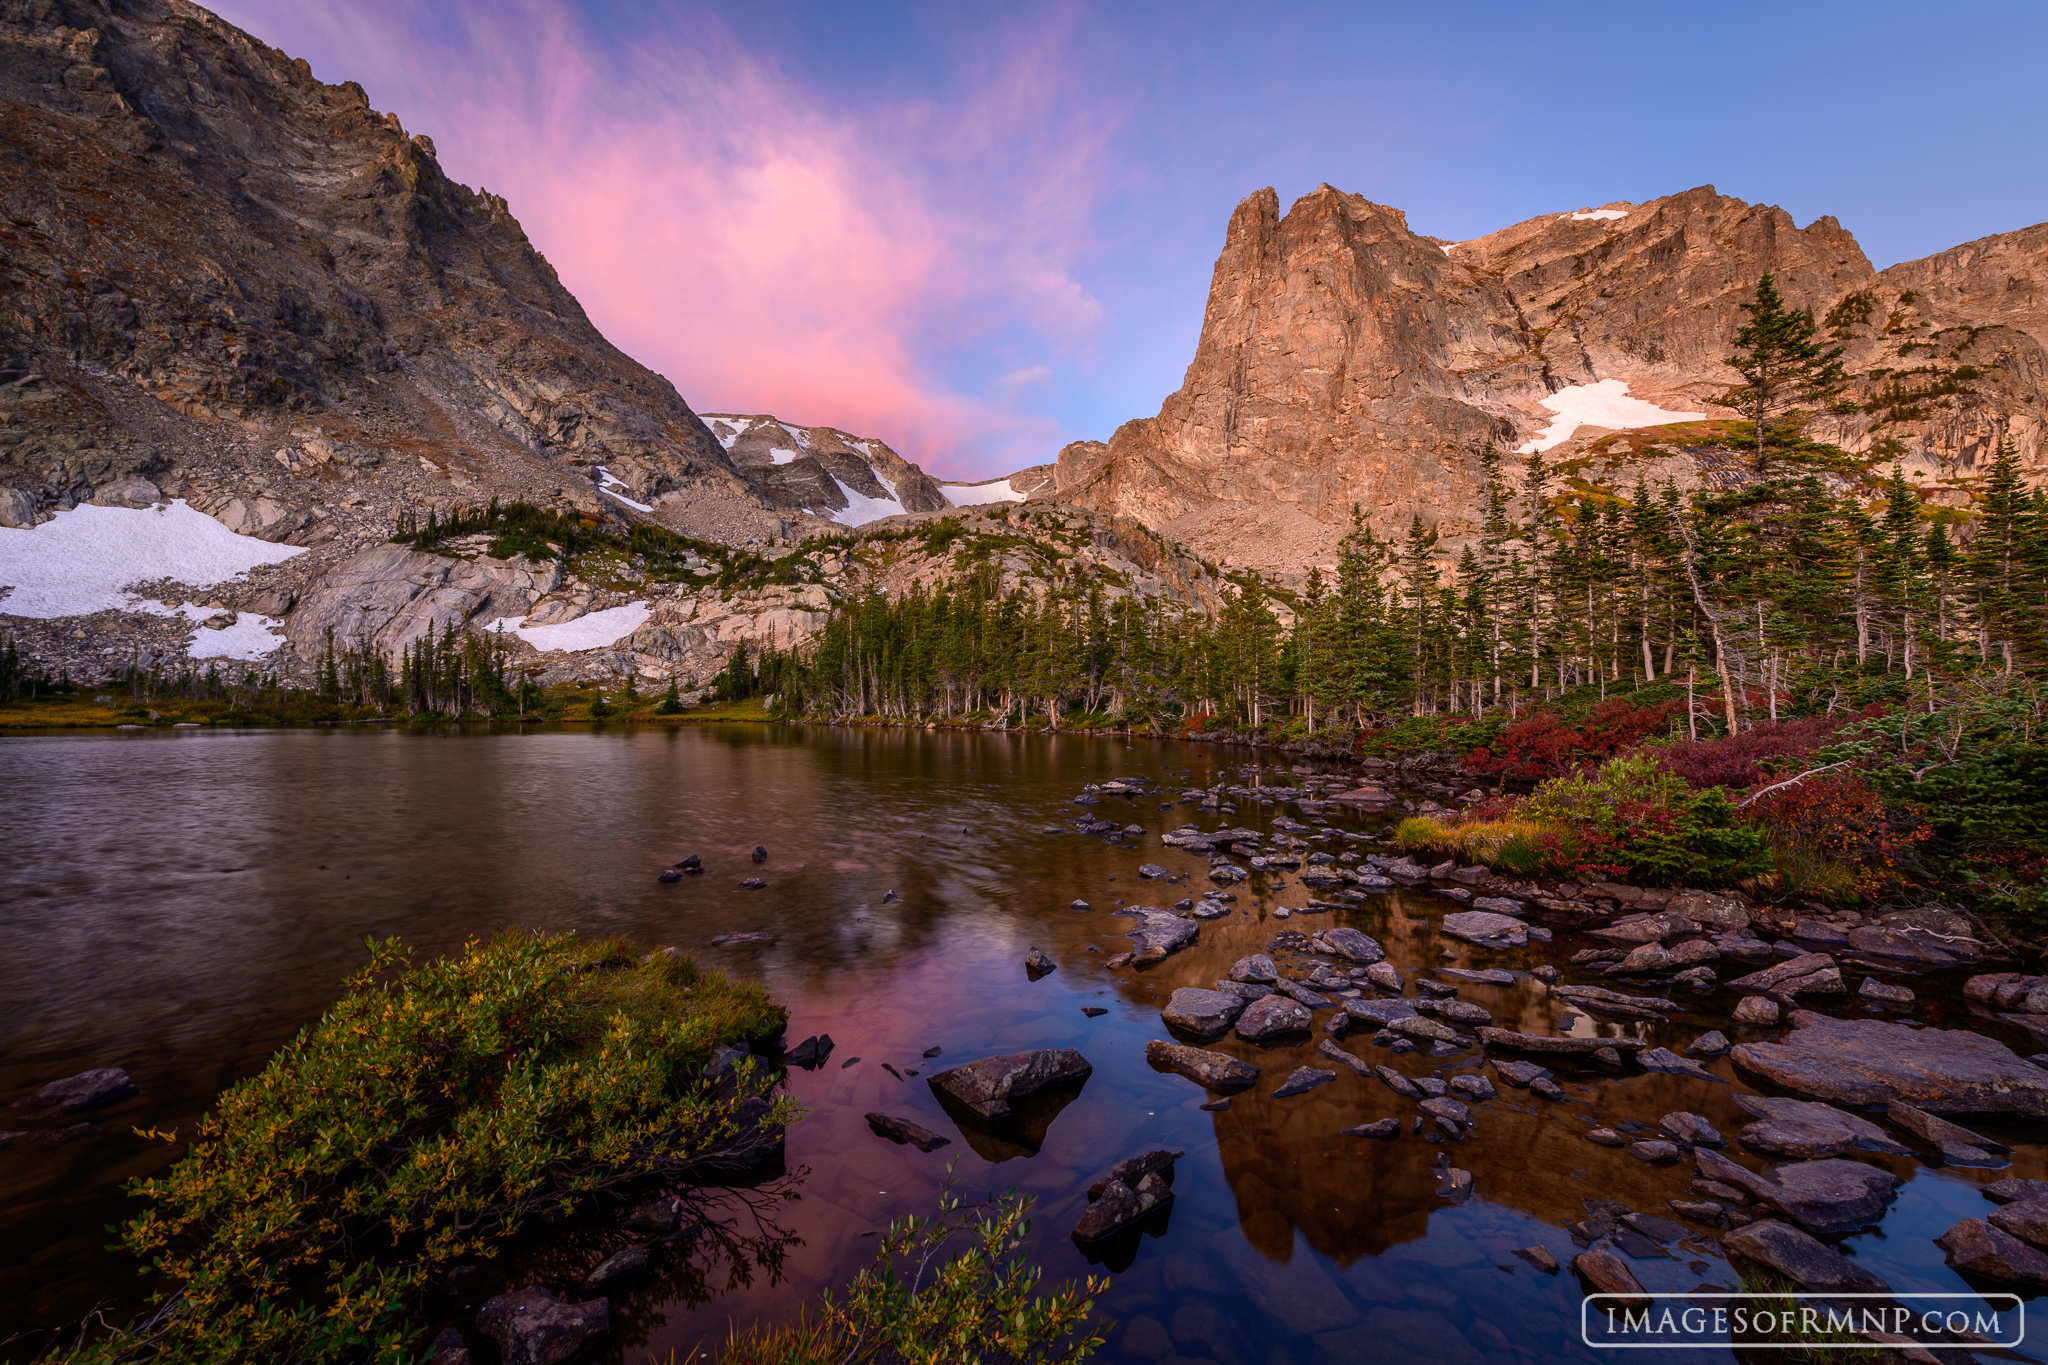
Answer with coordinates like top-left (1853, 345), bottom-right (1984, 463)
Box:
top-left (124, 599), bottom-right (291, 662)
top-left (940, 478), bottom-right (1027, 506)
top-left (1515, 379), bottom-right (1705, 454)
top-left (704, 415), bottom-right (752, 450)
top-left (768, 449), bottom-right (799, 466)
top-left (1564, 209), bottom-right (1628, 222)
top-left (0, 500), bottom-right (304, 618)
top-left (487, 601), bottom-right (652, 653)
top-left (823, 472), bottom-right (906, 526)
top-left (594, 467), bottom-right (653, 512)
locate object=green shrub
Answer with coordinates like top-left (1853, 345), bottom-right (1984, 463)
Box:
top-left (64, 933), bottom-right (791, 1365)
top-left (1523, 754), bottom-right (1770, 886)
top-left (719, 1177), bottom-right (1106, 1365)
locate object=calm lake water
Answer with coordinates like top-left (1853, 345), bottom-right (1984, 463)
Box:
top-left (1, 725), bottom-right (2042, 1364)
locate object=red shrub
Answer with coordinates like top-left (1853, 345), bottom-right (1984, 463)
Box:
top-left (1745, 768), bottom-right (1929, 896)
top-left (1466, 699), bottom-right (1682, 781)
top-left (1657, 713), bottom-right (1860, 792)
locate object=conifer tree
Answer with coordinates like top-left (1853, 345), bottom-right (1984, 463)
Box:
top-left (1724, 273), bottom-right (1849, 471)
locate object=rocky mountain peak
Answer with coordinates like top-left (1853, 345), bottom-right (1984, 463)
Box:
top-left (1039, 181), bottom-right (2048, 580)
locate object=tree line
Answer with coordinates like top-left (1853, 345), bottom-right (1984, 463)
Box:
top-left (773, 440), bottom-right (2048, 736)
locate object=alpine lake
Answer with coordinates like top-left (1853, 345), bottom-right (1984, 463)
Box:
top-left (2, 724), bottom-right (2043, 1364)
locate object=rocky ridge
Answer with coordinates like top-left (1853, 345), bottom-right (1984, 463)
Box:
top-left (1032, 185), bottom-right (2048, 578)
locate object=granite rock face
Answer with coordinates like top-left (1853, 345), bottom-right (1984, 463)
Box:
top-left (1034, 184), bottom-right (2048, 579)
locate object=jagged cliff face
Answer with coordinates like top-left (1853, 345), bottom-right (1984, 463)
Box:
top-left (1050, 184), bottom-right (2048, 578)
top-left (0, 0), bottom-right (799, 547)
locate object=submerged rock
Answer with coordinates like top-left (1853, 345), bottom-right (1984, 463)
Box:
top-left (866, 1113), bottom-right (951, 1152)
top-left (14, 1067), bottom-right (136, 1116)
top-left (926, 1049), bottom-right (1092, 1121)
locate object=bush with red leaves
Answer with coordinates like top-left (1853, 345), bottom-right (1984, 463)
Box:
top-left (1745, 768), bottom-right (1929, 896)
top-left (1465, 698), bottom-right (1682, 782)
top-left (1656, 712), bottom-right (1868, 792)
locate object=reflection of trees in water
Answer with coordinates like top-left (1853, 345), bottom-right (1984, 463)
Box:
top-left (500, 1160), bottom-right (809, 1357)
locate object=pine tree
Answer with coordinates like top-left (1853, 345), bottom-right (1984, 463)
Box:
top-left (1724, 273), bottom-right (1849, 472)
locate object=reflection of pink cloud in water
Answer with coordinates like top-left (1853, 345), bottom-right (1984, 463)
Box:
top-left (833, 860), bottom-right (870, 872)
top-left (209, 0), bottom-right (1105, 477)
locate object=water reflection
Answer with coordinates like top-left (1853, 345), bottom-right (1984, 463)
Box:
top-left (2, 725), bottom-right (2043, 1364)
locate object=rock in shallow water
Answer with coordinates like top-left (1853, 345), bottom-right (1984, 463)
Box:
top-left (15, 1067), bottom-right (137, 1116)
top-left (1161, 988), bottom-right (1246, 1036)
top-left (866, 1112), bottom-right (951, 1151)
top-left (1935, 1218), bottom-right (2048, 1287)
top-left (1571, 1249), bottom-right (1648, 1306)
top-left (1024, 947), bottom-right (1057, 974)
top-left (1695, 1148), bottom-right (1898, 1235)
top-left (1722, 1220), bottom-right (1889, 1292)
top-left (1145, 1039), bottom-right (1258, 1090)
top-left (1733, 1010), bottom-right (2048, 1116)
top-left (1273, 1066), bottom-right (1336, 1098)
top-left (1113, 906), bottom-right (1200, 961)
top-left (926, 1049), bottom-right (1091, 1121)
top-left (1235, 994), bottom-right (1313, 1040)
top-left (1342, 1118), bottom-right (1399, 1139)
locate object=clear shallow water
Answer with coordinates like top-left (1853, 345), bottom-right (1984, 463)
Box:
top-left (1, 725), bottom-right (2042, 1364)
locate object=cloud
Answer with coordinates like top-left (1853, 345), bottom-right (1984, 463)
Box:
top-left (207, 0), bottom-right (1111, 477)
top-left (999, 365), bottom-right (1055, 390)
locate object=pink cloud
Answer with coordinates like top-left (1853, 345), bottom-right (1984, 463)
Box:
top-left (207, 0), bottom-right (1111, 476)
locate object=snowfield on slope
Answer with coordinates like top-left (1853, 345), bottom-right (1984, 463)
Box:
top-left (940, 478), bottom-right (1027, 506)
top-left (824, 473), bottom-right (906, 525)
top-left (487, 602), bottom-right (652, 653)
top-left (1516, 380), bottom-right (1704, 453)
top-left (0, 500), bottom-right (305, 618)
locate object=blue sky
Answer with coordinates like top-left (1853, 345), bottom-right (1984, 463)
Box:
top-left (218, 0), bottom-right (2048, 477)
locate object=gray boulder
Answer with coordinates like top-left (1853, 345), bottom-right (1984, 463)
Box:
top-left (1722, 1220), bottom-right (1888, 1292)
top-left (1145, 1039), bottom-right (1258, 1090)
top-left (1694, 1148), bottom-right (1898, 1235)
top-left (1439, 911), bottom-right (1527, 948)
top-left (1935, 1218), bottom-right (2048, 1287)
top-left (14, 1067), bottom-right (137, 1116)
top-left (1162, 988), bottom-right (1247, 1037)
top-left (926, 1049), bottom-right (1092, 1120)
top-left (1113, 907), bottom-right (1199, 962)
top-left (1733, 1011), bottom-right (2048, 1116)
top-left (1235, 994), bottom-right (1313, 1041)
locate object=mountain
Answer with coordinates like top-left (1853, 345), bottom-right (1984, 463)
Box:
top-left (0, 0), bottom-right (1007, 683)
top-left (1039, 184), bottom-right (2048, 577)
